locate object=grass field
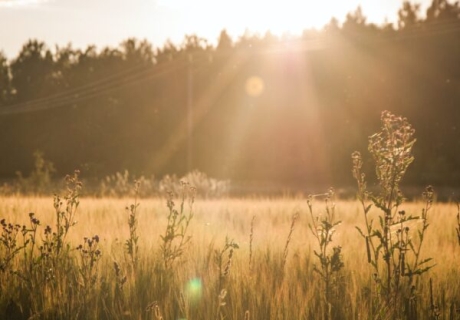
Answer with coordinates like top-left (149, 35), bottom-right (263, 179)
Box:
top-left (1, 112), bottom-right (459, 319)
top-left (1, 193), bottom-right (459, 319)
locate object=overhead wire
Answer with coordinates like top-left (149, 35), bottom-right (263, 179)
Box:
top-left (7, 59), bottom-right (154, 110)
top-left (0, 53), bottom-right (212, 115)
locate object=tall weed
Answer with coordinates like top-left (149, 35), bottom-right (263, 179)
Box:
top-left (353, 111), bottom-right (434, 318)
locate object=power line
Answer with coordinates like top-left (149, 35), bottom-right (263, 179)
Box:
top-left (3, 54), bottom-right (192, 111)
top-left (0, 54), bottom-right (212, 115)
top-left (7, 61), bottom-right (153, 110)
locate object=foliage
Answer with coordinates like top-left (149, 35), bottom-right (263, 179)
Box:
top-left (125, 180), bottom-right (140, 268)
top-left (307, 189), bottom-right (344, 320)
top-left (353, 111), bottom-right (435, 318)
top-left (160, 182), bottom-right (195, 269)
top-left (76, 235), bottom-right (102, 289)
top-left (1, 164), bottom-right (230, 198)
top-left (214, 237), bottom-right (239, 292)
top-left (16, 151), bottom-right (56, 195)
top-left (98, 169), bottom-right (230, 198)
top-left (214, 237), bottom-right (239, 320)
top-left (0, 170), bottom-right (86, 319)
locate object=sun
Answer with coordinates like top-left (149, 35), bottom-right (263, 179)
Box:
top-left (233, 0), bottom-right (335, 33)
top-left (158, 0), bottom-right (345, 41)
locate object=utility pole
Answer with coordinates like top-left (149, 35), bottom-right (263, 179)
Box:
top-left (187, 53), bottom-right (193, 173)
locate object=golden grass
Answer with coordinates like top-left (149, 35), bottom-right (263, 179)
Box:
top-left (1, 195), bottom-right (459, 319)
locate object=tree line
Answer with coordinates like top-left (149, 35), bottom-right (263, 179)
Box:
top-left (0, 0), bottom-right (459, 192)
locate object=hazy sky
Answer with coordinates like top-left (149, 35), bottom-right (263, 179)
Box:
top-left (0, 0), bottom-right (433, 59)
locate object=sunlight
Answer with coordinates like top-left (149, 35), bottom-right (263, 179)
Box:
top-left (231, 0), bottom-right (331, 33)
top-left (150, 52), bottom-right (248, 172)
top-left (0, 0), bottom-right (49, 7)
top-left (153, 0), bottom-right (428, 47)
top-left (159, 0), bottom-right (351, 34)
top-left (245, 76), bottom-right (264, 97)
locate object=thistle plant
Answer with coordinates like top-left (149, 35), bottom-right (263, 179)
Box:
top-left (76, 235), bottom-right (102, 288)
top-left (353, 111), bottom-right (434, 316)
top-left (33, 170), bottom-right (82, 288)
top-left (125, 180), bottom-right (140, 269)
top-left (76, 235), bottom-right (102, 317)
top-left (37, 224), bottom-right (57, 282)
top-left (214, 238), bottom-right (238, 319)
top-left (53, 170), bottom-right (82, 255)
top-left (214, 237), bottom-right (239, 293)
top-left (160, 181), bottom-right (195, 269)
top-left (307, 189), bottom-right (343, 320)
top-left (113, 261), bottom-right (127, 302)
top-left (23, 212), bottom-right (40, 274)
top-left (0, 215), bottom-right (37, 289)
top-left (0, 219), bottom-right (26, 274)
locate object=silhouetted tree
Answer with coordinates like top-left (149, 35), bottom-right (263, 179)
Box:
top-left (398, 1), bottom-right (421, 29)
top-left (323, 17), bottom-right (341, 34)
top-left (426, 0), bottom-right (460, 21)
top-left (10, 40), bottom-right (54, 103)
top-left (155, 40), bottom-right (179, 64)
top-left (121, 38), bottom-right (154, 65)
top-left (0, 52), bottom-right (10, 107)
top-left (343, 7), bottom-right (367, 32)
top-left (217, 30), bottom-right (232, 50)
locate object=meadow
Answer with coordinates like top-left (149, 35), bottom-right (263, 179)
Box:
top-left (1, 112), bottom-right (460, 320)
top-left (1, 190), bottom-right (459, 319)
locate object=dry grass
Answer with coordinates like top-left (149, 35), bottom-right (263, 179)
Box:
top-left (1, 195), bottom-right (459, 319)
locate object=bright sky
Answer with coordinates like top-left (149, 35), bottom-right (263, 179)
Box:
top-left (0, 0), bottom-right (433, 59)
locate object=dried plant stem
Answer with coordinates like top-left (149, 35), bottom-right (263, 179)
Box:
top-left (282, 212), bottom-right (298, 270)
top-left (249, 216), bottom-right (255, 273)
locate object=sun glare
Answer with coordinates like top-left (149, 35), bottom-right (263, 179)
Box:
top-left (155, 0), bottom-right (412, 47)
top-left (0, 0), bottom-right (49, 7)
top-left (245, 76), bottom-right (264, 97)
top-left (239, 0), bottom-right (334, 33)
top-left (158, 0), bottom-right (349, 38)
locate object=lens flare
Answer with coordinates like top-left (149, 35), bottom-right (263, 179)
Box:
top-left (245, 76), bottom-right (264, 97)
top-left (185, 278), bottom-right (202, 304)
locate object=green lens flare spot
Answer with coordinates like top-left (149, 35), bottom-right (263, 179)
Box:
top-left (185, 278), bottom-right (202, 304)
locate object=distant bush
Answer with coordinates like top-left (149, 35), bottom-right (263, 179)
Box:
top-left (15, 151), bottom-right (56, 195)
top-left (98, 169), bottom-right (230, 198)
top-left (0, 149), bottom-right (229, 198)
